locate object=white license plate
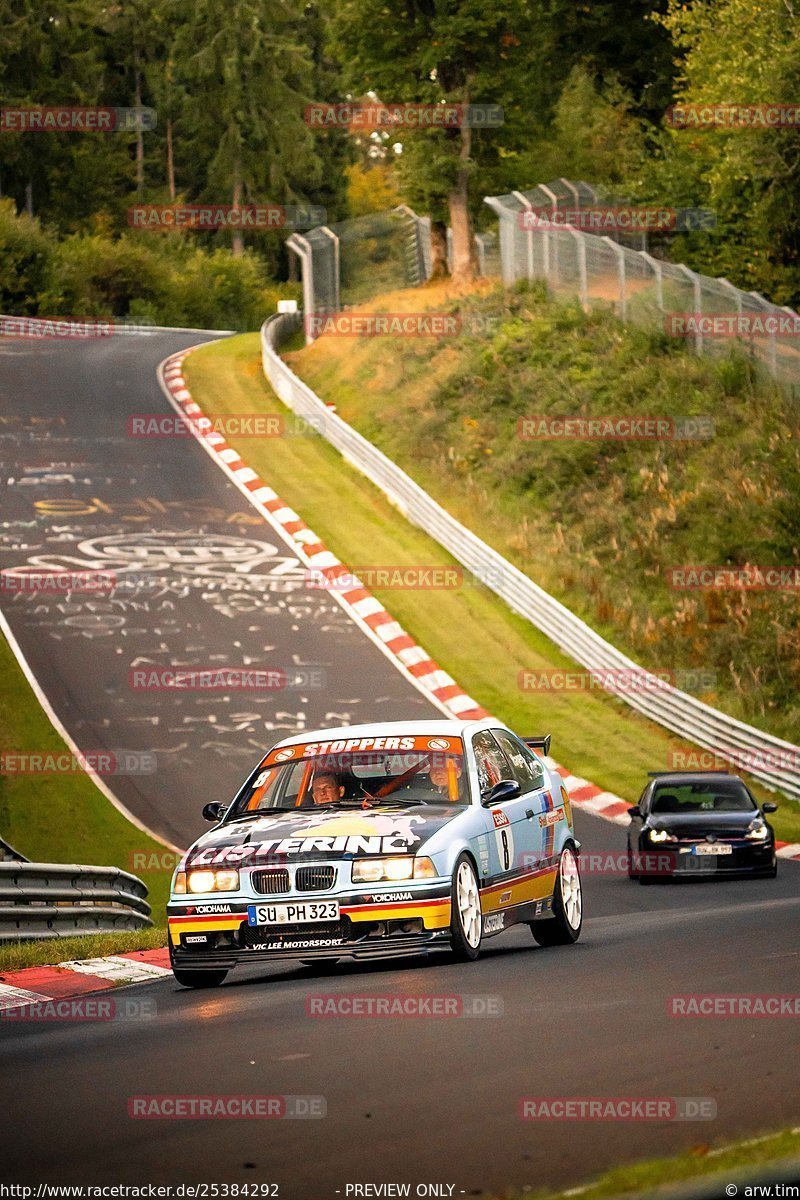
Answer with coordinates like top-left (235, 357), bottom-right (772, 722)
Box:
top-left (693, 843), bottom-right (733, 856)
top-left (247, 901), bottom-right (339, 925)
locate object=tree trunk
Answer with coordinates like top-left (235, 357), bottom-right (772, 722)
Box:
top-left (134, 51), bottom-right (145, 193)
top-left (447, 100), bottom-right (474, 282)
top-left (25, 181), bottom-right (33, 217)
top-left (231, 160), bottom-right (244, 257)
top-left (429, 221), bottom-right (449, 279)
top-left (166, 118), bottom-right (176, 200)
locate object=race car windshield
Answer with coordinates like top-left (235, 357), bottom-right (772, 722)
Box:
top-left (231, 748), bottom-right (467, 815)
top-left (651, 781), bottom-right (757, 814)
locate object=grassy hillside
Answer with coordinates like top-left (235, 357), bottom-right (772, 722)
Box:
top-left (184, 335), bottom-right (799, 841)
top-left (286, 280), bottom-right (800, 747)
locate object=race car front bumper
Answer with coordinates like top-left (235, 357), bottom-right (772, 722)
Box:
top-left (167, 879), bottom-right (454, 969)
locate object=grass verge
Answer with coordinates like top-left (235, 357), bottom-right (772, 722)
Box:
top-left (182, 334), bottom-right (800, 843)
top-left (0, 633), bottom-right (172, 926)
top-left (0, 928), bottom-right (166, 975)
top-left (510, 1126), bottom-right (800, 1199)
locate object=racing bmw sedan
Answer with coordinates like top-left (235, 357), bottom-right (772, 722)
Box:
top-left (626, 770), bottom-right (778, 882)
top-left (168, 719), bottom-right (582, 987)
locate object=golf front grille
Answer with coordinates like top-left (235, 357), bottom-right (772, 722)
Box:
top-left (295, 865), bottom-right (336, 892)
top-left (251, 868), bottom-right (290, 895)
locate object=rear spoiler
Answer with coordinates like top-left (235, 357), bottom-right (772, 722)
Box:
top-left (523, 734), bottom-right (551, 757)
top-left (647, 770), bottom-right (728, 777)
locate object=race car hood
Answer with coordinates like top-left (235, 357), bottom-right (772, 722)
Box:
top-left (183, 803), bottom-right (466, 867)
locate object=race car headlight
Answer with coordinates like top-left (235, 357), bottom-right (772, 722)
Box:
top-left (185, 868), bottom-right (240, 894)
top-left (648, 828), bottom-right (677, 843)
top-left (745, 822), bottom-right (769, 841)
top-left (352, 856), bottom-right (436, 883)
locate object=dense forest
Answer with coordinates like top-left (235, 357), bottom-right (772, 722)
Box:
top-left (1, 0), bottom-right (799, 324)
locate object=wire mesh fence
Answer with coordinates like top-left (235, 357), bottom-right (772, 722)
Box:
top-left (484, 184), bottom-right (800, 391)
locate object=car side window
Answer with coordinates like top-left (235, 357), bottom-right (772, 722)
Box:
top-left (471, 730), bottom-right (513, 796)
top-left (492, 730), bottom-right (544, 794)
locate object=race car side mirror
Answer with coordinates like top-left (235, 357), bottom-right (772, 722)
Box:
top-left (482, 779), bottom-right (521, 806)
top-left (202, 802), bottom-right (226, 822)
top-left (626, 805), bottom-right (641, 817)
top-left (761, 801), bottom-right (778, 813)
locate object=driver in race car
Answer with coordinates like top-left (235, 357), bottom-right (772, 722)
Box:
top-left (311, 771), bottom-right (345, 806)
top-left (427, 757), bottom-right (463, 801)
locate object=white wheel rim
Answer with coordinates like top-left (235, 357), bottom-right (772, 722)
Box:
top-left (456, 860), bottom-right (481, 948)
top-left (560, 848), bottom-right (582, 930)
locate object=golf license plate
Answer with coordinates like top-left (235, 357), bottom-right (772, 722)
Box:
top-left (247, 901), bottom-right (340, 925)
top-left (693, 843), bottom-right (732, 856)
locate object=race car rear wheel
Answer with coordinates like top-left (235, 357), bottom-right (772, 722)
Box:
top-left (532, 845), bottom-right (582, 946)
top-left (172, 968), bottom-right (228, 989)
top-left (450, 854), bottom-right (482, 961)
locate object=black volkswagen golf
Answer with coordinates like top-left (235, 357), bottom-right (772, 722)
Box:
top-left (626, 771), bottom-right (778, 882)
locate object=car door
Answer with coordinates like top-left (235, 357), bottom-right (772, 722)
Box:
top-left (491, 728), bottom-right (551, 872)
top-left (470, 730), bottom-right (533, 915)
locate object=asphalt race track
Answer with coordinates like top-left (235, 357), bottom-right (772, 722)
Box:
top-left (1, 336), bottom-right (798, 1196)
top-left (0, 333), bottom-right (437, 848)
top-left (0, 810), bottom-right (797, 1195)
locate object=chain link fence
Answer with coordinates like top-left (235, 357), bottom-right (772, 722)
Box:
top-left (485, 184), bottom-right (800, 390)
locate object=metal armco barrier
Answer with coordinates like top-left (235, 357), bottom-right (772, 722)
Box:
top-left (0, 861), bottom-right (152, 940)
top-left (261, 310), bottom-right (800, 800)
top-left (0, 835), bottom-right (27, 863)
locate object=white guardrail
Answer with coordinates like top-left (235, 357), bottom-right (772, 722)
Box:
top-left (261, 311), bottom-right (800, 801)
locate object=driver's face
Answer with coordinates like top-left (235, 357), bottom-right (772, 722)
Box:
top-left (430, 762), bottom-right (462, 790)
top-left (312, 776), bottom-right (343, 805)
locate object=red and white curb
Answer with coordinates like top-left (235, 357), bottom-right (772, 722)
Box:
top-left (0, 948), bottom-right (171, 1013)
top-left (159, 349), bottom-right (486, 722)
top-left (158, 349), bottom-right (800, 866)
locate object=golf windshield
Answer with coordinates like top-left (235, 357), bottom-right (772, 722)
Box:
top-left (651, 781), bottom-right (757, 814)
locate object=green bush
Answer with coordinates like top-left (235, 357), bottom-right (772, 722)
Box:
top-left (1, 201), bottom-right (296, 330)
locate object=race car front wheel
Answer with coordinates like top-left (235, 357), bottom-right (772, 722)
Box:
top-left (172, 968), bottom-right (228, 989)
top-left (450, 854), bottom-right (483, 961)
top-left (532, 845), bottom-right (582, 946)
